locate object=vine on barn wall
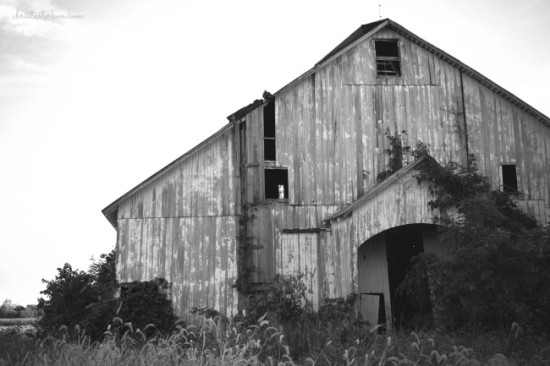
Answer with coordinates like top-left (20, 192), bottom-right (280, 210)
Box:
top-left (380, 128), bottom-right (546, 331)
top-left (377, 129), bottom-right (430, 183)
top-left (234, 204), bottom-right (255, 294)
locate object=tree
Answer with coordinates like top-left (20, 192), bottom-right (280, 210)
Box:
top-left (38, 263), bottom-right (99, 334)
top-left (0, 299), bottom-right (17, 318)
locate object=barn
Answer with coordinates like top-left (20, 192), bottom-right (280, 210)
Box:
top-left (102, 18), bottom-right (550, 328)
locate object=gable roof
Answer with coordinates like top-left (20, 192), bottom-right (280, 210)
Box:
top-left (104, 19), bottom-right (550, 228)
top-left (102, 122), bottom-right (234, 228)
top-left (326, 155), bottom-right (439, 223)
top-left (276, 19), bottom-right (550, 127)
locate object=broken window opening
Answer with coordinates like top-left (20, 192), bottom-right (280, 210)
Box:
top-left (375, 40), bottom-right (401, 77)
top-left (501, 165), bottom-right (518, 193)
top-left (265, 168), bottom-right (288, 200)
top-left (264, 138), bottom-right (276, 161)
top-left (264, 101), bottom-right (276, 161)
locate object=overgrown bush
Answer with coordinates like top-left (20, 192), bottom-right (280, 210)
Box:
top-left (116, 279), bottom-right (176, 337)
top-left (38, 264), bottom-right (100, 336)
top-left (38, 249), bottom-right (176, 341)
top-left (241, 275), bottom-right (373, 360)
top-left (396, 158), bottom-right (550, 333)
top-left (244, 274), bottom-right (311, 325)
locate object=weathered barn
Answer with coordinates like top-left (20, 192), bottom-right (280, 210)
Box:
top-left (103, 19), bottom-right (550, 328)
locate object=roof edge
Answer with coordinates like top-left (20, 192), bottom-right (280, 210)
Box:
top-left (326, 155), bottom-right (438, 222)
top-left (385, 20), bottom-right (550, 127)
top-left (277, 18), bottom-right (550, 126)
top-left (101, 121), bottom-right (235, 228)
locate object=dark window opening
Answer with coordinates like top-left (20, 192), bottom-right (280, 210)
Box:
top-left (502, 165), bottom-right (518, 193)
top-left (375, 40), bottom-right (401, 77)
top-left (264, 139), bottom-right (276, 161)
top-left (264, 101), bottom-right (276, 161)
top-left (264, 102), bottom-right (275, 138)
top-left (265, 168), bottom-right (288, 199)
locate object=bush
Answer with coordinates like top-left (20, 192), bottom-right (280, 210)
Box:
top-left (0, 300), bottom-right (18, 319)
top-left (244, 274), bottom-right (311, 325)
top-left (241, 275), bottom-right (372, 360)
top-left (116, 278), bottom-right (176, 337)
top-left (38, 249), bottom-right (177, 341)
top-left (38, 264), bottom-right (99, 336)
top-left (402, 159), bottom-right (550, 333)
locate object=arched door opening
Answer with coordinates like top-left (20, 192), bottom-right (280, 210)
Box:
top-left (358, 224), bottom-right (441, 330)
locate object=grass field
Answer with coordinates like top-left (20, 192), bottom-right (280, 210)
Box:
top-left (0, 318), bottom-right (37, 326)
top-left (0, 318), bottom-right (549, 366)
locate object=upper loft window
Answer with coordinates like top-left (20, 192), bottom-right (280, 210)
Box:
top-left (375, 40), bottom-right (401, 77)
top-left (265, 168), bottom-right (288, 200)
top-left (264, 101), bottom-right (276, 161)
top-left (501, 165), bottom-right (518, 193)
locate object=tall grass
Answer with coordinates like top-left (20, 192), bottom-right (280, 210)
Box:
top-left (1, 317), bottom-right (549, 366)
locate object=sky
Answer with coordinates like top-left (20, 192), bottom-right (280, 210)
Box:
top-left (1, 0), bottom-right (549, 307)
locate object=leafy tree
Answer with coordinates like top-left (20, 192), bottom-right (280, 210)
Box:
top-left (0, 299), bottom-right (18, 318)
top-left (38, 263), bottom-right (99, 335)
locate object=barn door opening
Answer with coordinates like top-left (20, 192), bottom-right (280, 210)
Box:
top-left (358, 224), bottom-right (439, 330)
top-left (385, 225), bottom-right (425, 329)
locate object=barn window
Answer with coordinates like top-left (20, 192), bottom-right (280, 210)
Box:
top-left (264, 101), bottom-right (276, 161)
top-left (501, 165), bottom-right (518, 193)
top-left (375, 40), bottom-right (401, 77)
top-left (265, 168), bottom-right (288, 200)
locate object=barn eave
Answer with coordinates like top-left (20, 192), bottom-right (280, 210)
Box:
top-left (101, 121), bottom-right (235, 229)
top-left (325, 155), bottom-right (440, 223)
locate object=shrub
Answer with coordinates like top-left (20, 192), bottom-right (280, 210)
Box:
top-left (116, 278), bottom-right (176, 337)
top-left (244, 274), bottom-right (311, 325)
top-left (0, 300), bottom-right (18, 319)
top-left (38, 249), bottom-right (177, 341)
top-left (38, 264), bottom-right (99, 336)
top-left (400, 158), bottom-right (550, 333)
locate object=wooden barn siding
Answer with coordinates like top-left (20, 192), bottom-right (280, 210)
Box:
top-left (312, 168), bottom-right (440, 306)
top-left (245, 108), bottom-right (264, 204)
top-left (115, 128), bottom-right (240, 320)
top-left (463, 74), bottom-right (550, 223)
top-left (248, 204), bottom-right (343, 283)
top-left (276, 30), bottom-right (468, 210)
top-left (278, 233), bottom-right (320, 310)
top-left (352, 168), bottom-right (440, 248)
top-left (117, 216), bottom-right (238, 320)
top-left (322, 219), bottom-right (355, 299)
top-left (117, 128), bottom-right (237, 219)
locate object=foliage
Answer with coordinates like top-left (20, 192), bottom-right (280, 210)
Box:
top-left (377, 129), bottom-right (430, 183)
top-left (244, 274), bottom-right (311, 325)
top-left (369, 125), bottom-right (547, 333)
top-left (390, 154), bottom-right (548, 332)
top-left (0, 300), bottom-right (18, 319)
top-left (431, 216), bottom-right (550, 331)
top-left (235, 205), bottom-right (256, 294)
top-left (38, 264), bottom-right (99, 336)
top-left (38, 249), bottom-right (176, 341)
top-left (3, 317), bottom-right (550, 366)
top-left (116, 278), bottom-right (176, 337)
top-left (395, 255), bottom-right (434, 330)
top-left (241, 275), bottom-right (371, 360)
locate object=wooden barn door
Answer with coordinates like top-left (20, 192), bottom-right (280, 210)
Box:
top-left (277, 232), bottom-right (320, 310)
top-left (357, 234), bottom-right (392, 328)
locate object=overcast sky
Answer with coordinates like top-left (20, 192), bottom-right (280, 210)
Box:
top-left (1, 0), bottom-right (549, 306)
